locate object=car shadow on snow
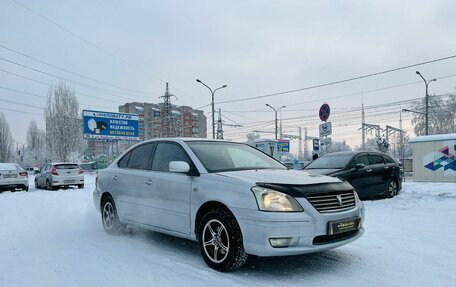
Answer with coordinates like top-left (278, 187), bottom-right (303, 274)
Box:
top-left (125, 228), bottom-right (358, 278)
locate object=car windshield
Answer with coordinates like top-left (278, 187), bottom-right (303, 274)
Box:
top-left (305, 154), bottom-right (353, 169)
top-left (186, 141), bottom-right (286, 173)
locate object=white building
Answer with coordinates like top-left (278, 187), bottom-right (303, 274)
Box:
top-left (409, 133), bottom-right (456, 182)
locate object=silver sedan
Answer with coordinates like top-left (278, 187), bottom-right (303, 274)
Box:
top-left (93, 139), bottom-right (365, 271)
top-left (0, 163), bottom-right (29, 192)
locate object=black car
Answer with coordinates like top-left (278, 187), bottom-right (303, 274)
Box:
top-left (304, 151), bottom-right (402, 199)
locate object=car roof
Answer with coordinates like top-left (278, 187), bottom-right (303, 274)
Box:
top-left (322, 150), bottom-right (386, 156)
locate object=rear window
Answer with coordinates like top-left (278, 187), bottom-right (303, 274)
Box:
top-left (0, 163), bottom-right (22, 171)
top-left (54, 164), bottom-right (79, 169)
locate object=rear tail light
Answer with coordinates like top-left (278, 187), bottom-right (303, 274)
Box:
top-left (79, 167), bottom-right (84, 175)
top-left (19, 171), bottom-right (28, 177)
top-left (51, 167), bottom-right (59, 175)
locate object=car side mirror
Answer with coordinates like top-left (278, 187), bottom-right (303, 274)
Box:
top-left (398, 162), bottom-right (403, 167)
top-left (169, 161), bottom-right (190, 173)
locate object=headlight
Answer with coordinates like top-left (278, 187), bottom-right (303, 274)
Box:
top-left (251, 186), bottom-right (303, 212)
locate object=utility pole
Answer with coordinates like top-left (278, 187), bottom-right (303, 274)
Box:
top-left (266, 104), bottom-right (285, 140)
top-left (361, 96), bottom-right (366, 149)
top-left (159, 83), bottom-right (173, 138)
top-left (416, 71), bottom-right (436, 135)
top-left (216, 109), bottom-right (224, 139)
top-left (304, 127), bottom-right (308, 160)
top-left (196, 79), bottom-right (227, 139)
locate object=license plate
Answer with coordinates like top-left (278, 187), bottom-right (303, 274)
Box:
top-left (328, 217), bottom-right (360, 235)
top-left (3, 174), bottom-right (16, 178)
top-left (64, 180), bottom-right (75, 184)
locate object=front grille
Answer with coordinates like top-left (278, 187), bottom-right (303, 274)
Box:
top-left (306, 191), bottom-right (356, 213)
top-left (313, 230), bottom-right (359, 245)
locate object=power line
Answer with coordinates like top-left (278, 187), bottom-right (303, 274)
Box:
top-left (0, 44), bottom-right (156, 96)
top-left (0, 57), bottom-right (150, 101)
top-left (0, 106), bottom-right (42, 116)
top-left (216, 55), bottom-right (456, 105)
top-left (0, 85), bottom-right (117, 110)
top-left (10, 0), bottom-right (166, 85)
top-left (0, 69), bottom-right (127, 104)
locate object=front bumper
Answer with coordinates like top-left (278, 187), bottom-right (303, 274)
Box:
top-left (232, 198), bottom-right (365, 257)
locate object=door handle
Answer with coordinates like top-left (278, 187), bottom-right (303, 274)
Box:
top-left (366, 169), bottom-right (372, 173)
top-left (144, 179), bottom-right (153, 186)
top-left (112, 175), bottom-right (118, 181)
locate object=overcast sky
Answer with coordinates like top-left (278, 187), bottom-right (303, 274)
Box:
top-left (1, 0), bottom-right (455, 152)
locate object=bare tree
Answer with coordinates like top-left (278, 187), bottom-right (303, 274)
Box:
top-left (411, 94), bottom-right (456, 135)
top-left (329, 140), bottom-right (351, 153)
top-left (45, 82), bottom-right (85, 162)
top-left (246, 132), bottom-right (260, 146)
top-left (26, 120), bottom-right (45, 150)
top-left (0, 112), bottom-right (13, 162)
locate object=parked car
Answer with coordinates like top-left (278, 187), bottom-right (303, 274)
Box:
top-left (304, 151), bottom-right (402, 199)
top-left (35, 163), bottom-right (84, 190)
top-left (0, 163), bottom-right (29, 192)
top-left (93, 139), bottom-right (365, 272)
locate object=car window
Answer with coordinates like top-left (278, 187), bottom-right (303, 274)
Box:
top-left (152, 143), bottom-right (190, 172)
top-left (368, 154), bottom-right (384, 165)
top-left (305, 154), bottom-right (353, 169)
top-left (127, 143), bottom-right (155, 170)
top-left (55, 164), bottom-right (79, 169)
top-left (354, 154), bottom-right (369, 166)
top-left (383, 155), bottom-right (396, 164)
top-left (117, 151), bottom-right (131, 168)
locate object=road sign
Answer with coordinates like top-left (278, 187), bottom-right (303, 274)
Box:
top-left (319, 122), bottom-right (332, 137)
top-left (83, 110), bottom-right (139, 141)
top-left (320, 138), bottom-right (332, 147)
top-left (319, 103), bottom-right (331, 122)
top-left (313, 139), bottom-right (320, 152)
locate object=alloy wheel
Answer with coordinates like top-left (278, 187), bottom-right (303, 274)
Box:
top-left (103, 202), bottom-right (115, 230)
top-left (388, 181), bottom-right (397, 197)
top-left (202, 219), bottom-right (230, 263)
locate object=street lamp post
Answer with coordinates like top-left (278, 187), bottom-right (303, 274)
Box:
top-left (196, 79), bottom-right (227, 139)
top-left (416, 71), bottom-right (436, 135)
top-left (266, 104), bottom-right (286, 140)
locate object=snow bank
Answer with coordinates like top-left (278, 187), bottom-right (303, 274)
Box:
top-left (0, 175), bottom-right (454, 286)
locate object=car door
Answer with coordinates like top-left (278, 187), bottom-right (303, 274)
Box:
top-left (110, 143), bottom-right (156, 223)
top-left (347, 153), bottom-right (376, 197)
top-left (147, 142), bottom-right (194, 235)
top-left (38, 165), bottom-right (49, 187)
top-left (367, 153), bottom-right (388, 195)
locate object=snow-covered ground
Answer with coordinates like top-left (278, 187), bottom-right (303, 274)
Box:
top-left (0, 174), bottom-right (455, 287)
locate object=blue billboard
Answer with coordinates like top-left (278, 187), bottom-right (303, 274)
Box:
top-left (82, 110), bottom-right (139, 141)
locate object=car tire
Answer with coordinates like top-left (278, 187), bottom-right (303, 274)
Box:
top-left (198, 208), bottom-right (248, 272)
top-left (78, 184), bottom-right (84, 189)
top-left (35, 179), bottom-right (39, 189)
top-left (101, 197), bottom-right (126, 235)
top-left (24, 186), bottom-right (29, 192)
top-left (386, 179), bottom-right (398, 198)
top-left (46, 180), bottom-right (53, 191)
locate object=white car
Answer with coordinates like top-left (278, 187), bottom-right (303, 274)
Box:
top-left (35, 163), bottom-right (84, 190)
top-left (0, 163), bottom-right (29, 192)
top-left (94, 139), bottom-right (365, 271)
